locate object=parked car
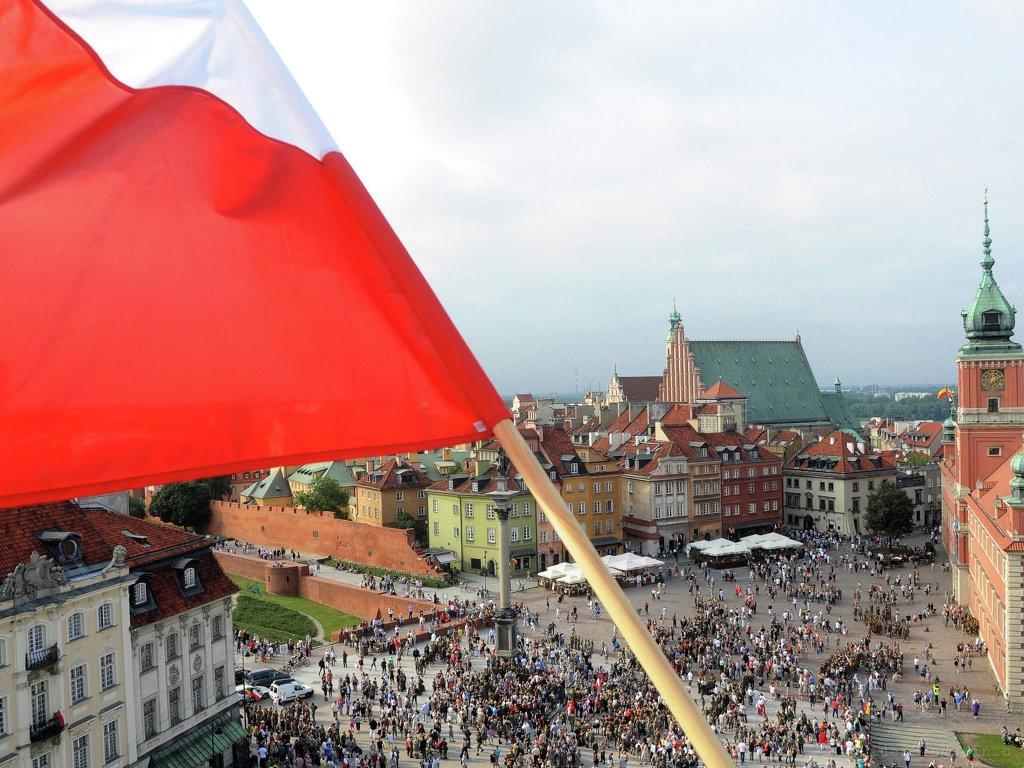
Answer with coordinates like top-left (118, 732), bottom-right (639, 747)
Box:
top-left (269, 681), bottom-right (314, 704)
top-left (245, 668), bottom-right (293, 687)
top-left (236, 683), bottom-right (272, 702)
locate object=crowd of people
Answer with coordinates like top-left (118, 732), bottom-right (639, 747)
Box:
top-left (233, 527), bottom-right (1005, 768)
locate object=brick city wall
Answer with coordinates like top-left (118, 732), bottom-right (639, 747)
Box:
top-left (208, 501), bottom-right (439, 576)
top-left (214, 551), bottom-right (466, 640)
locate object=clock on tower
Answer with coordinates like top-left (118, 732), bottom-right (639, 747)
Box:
top-left (981, 368), bottom-right (1005, 391)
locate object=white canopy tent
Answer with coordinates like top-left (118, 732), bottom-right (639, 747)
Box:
top-left (603, 552), bottom-right (664, 572)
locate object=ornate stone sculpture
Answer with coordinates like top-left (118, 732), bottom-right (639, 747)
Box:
top-left (100, 544), bottom-right (128, 576)
top-left (1, 551), bottom-right (69, 601)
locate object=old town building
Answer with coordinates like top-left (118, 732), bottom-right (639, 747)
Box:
top-left (940, 199), bottom-right (1024, 704)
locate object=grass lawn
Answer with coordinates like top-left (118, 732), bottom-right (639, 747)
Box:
top-left (228, 575), bottom-right (361, 645)
top-left (956, 733), bottom-right (1022, 768)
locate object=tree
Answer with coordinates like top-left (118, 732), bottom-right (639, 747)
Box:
top-left (293, 476), bottom-right (349, 518)
top-left (864, 479), bottom-right (915, 540)
top-left (901, 452), bottom-right (930, 468)
top-left (149, 480), bottom-right (213, 530)
top-left (396, 509), bottom-right (428, 547)
top-left (202, 475), bottom-right (232, 501)
top-left (128, 496), bottom-right (147, 519)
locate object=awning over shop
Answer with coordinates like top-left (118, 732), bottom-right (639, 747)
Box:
top-left (145, 713), bottom-right (247, 768)
top-left (425, 548), bottom-right (458, 564)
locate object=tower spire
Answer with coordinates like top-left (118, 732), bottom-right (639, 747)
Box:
top-left (960, 191), bottom-right (1020, 354)
top-left (982, 188), bottom-right (993, 271)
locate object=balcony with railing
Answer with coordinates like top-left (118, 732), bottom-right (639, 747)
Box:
top-left (29, 714), bottom-right (65, 743)
top-left (26, 644), bottom-right (60, 672)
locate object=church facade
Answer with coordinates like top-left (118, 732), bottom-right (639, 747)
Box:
top-left (608, 306), bottom-right (859, 434)
top-left (940, 200), bottom-right (1024, 704)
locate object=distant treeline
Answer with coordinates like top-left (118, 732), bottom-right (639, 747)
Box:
top-left (843, 392), bottom-right (951, 422)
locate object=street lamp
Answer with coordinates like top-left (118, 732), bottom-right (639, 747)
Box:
top-left (482, 551), bottom-right (489, 593)
top-left (209, 724), bottom-right (224, 768)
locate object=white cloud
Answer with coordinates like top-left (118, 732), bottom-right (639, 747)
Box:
top-left (248, 0), bottom-right (1024, 395)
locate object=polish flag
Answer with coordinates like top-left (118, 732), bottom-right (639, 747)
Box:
top-left (0, 1), bottom-right (509, 507)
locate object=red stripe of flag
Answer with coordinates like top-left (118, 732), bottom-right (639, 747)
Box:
top-left (0, 0), bottom-right (509, 507)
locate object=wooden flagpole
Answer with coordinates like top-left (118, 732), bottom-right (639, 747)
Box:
top-left (494, 419), bottom-right (735, 768)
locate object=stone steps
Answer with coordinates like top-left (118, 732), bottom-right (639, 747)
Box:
top-left (868, 721), bottom-right (961, 765)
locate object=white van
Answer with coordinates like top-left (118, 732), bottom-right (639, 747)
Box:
top-left (269, 680), bottom-right (314, 704)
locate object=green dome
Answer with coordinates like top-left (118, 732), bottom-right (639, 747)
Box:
top-left (1011, 449), bottom-right (1024, 477)
top-left (1009, 448), bottom-right (1024, 501)
top-left (960, 198), bottom-right (1021, 355)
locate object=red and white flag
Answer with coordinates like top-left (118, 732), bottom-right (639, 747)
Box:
top-left (0, 0), bottom-right (509, 507)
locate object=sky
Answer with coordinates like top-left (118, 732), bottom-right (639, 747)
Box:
top-left (246, 0), bottom-right (1024, 397)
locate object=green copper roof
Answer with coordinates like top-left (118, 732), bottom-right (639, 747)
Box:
top-left (688, 340), bottom-right (840, 427)
top-left (960, 197), bottom-right (1020, 355)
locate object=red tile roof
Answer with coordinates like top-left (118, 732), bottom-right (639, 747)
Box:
top-left (702, 380), bottom-right (746, 400)
top-left (0, 502), bottom-right (237, 629)
top-left (0, 500), bottom-right (113, 577)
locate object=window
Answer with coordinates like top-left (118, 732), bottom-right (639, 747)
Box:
top-left (418, 490), bottom-right (426, 499)
top-left (594, 482), bottom-right (601, 494)
top-left (183, 567), bottom-right (197, 589)
top-left (465, 526), bottom-right (475, 541)
top-left (103, 720), bottom-right (119, 762)
top-left (73, 735), bottom-right (88, 768)
top-left (828, 482), bottom-right (834, 491)
top-left (465, 503), bottom-right (474, 518)
top-left (565, 484), bottom-right (573, 494)
top-left (189, 623), bottom-right (201, 650)
top-left (418, 506), bottom-right (426, 517)
top-left (212, 615), bottom-right (223, 640)
top-left (606, 500), bottom-right (614, 513)
top-left (606, 520), bottom-right (614, 533)
top-left (168, 687), bottom-right (181, 724)
top-left (143, 699), bottom-right (157, 739)
top-left (523, 526), bottom-right (532, 540)
top-left (453, 527), bottom-right (460, 539)
top-left (0, 696), bottom-right (6, 737)
top-left (432, 522), bottom-right (439, 536)
top-left (98, 603), bottom-right (114, 630)
top-left (191, 675), bottom-right (205, 712)
top-left (577, 482), bottom-right (584, 492)
top-left (577, 502), bottom-right (585, 514)
top-left (100, 652), bottom-right (116, 690)
top-left (68, 613), bottom-right (85, 641)
top-left (868, 481), bottom-right (875, 491)
top-left (510, 527), bottom-right (519, 542)
top-left (593, 501), bottom-right (601, 514)
top-left (396, 491), bottom-right (404, 501)
top-left (748, 484), bottom-right (754, 494)
top-left (486, 505), bottom-right (495, 519)
top-left (487, 528), bottom-right (496, 543)
top-left (540, 510), bottom-right (547, 523)
top-left (30, 680), bottom-right (47, 727)
top-left (28, 625), bottom-right (45, 654)
top-left (539, 529), bottom-right (548, 544)
top-left (452, 504), bottom-right (459, 515)
top-left (70, 663), bottom-right (88, 703)
top-left (432, 499), bottom-right (438, 512)
top-left (594, 521), bottom-right (601, 535)
top-left (214, 665), bottom-right (225, 700)
top-left (989, 446), bottom-right (1002, 456)
top-left (140, 642), bottom-right (155, 671)
top-left (988, 397), bottom-right (999, 413)
top-left (133, 582), bottom-right (148, 606)
top-left (724, 486), bottom-right (730, 496)
top-left (748, 503), bottom-right (756, 514)
top-left (523, 501), bottom-right (532, 516)
top-left (166, 633), bottom-right (179, 660)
